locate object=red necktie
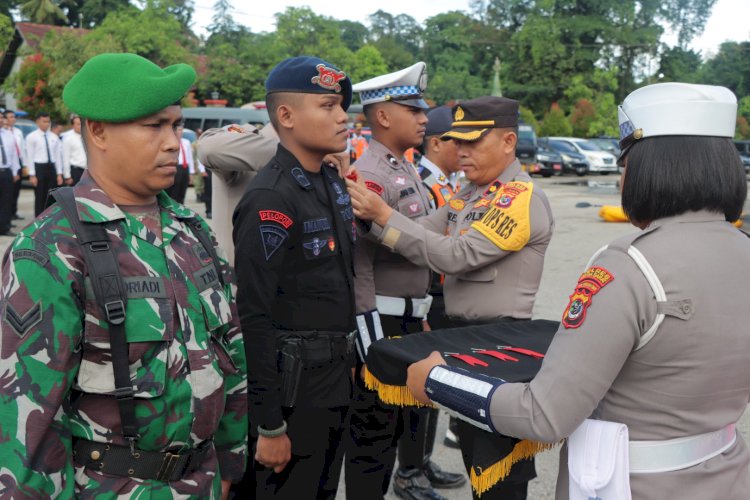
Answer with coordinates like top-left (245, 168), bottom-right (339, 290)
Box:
top-left (180, 142), bottom-right (188, 169)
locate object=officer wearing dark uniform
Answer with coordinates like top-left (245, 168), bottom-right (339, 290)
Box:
top-left (231, 56), bottom-right (356, 499)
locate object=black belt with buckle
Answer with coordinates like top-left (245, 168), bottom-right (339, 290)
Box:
top-left (73, 439), bottom-right (213, 482)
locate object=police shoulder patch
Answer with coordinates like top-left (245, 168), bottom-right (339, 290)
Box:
top-left (259, 225), bottom-right (289, 260)
top-left (471, 181), bottom-right (533, 251)
top-left (562, 266), bottom-right (615, 329)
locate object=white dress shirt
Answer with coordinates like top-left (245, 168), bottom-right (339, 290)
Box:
top-left (6, 126), bottom-right (27, 168)
top-left (62, 131), bottom-right (87, 178)
top-left (26, 129), bottom-right (63, 175)
top-left (178, 137), bottom-right (194, 174)
top-left (0, 128), bottom-right (20, 175)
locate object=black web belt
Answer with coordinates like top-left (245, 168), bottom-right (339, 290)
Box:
top-left (73, 439), bottom-right (212, 482)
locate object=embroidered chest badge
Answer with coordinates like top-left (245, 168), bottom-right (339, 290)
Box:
top-left (408, 202), bottom-right (420, 214)
top-left (395, 176), bottom-right (406, 186)
top-left (304, 237), bottom-right (329, 256)
top-left (449, 198), bottom-right (465, 210)
top-left (562, 266), bottom-right (615, 329)
top-left (311, 64), bottom-right (346, 92)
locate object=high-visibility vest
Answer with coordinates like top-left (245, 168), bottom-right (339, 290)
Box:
top-left (351, 135), bottom-right (368, 160)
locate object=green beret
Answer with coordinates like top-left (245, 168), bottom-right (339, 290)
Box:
top-left (63, 53), bottom-right (196, 122)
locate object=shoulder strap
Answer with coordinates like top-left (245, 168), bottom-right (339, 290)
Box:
top-left (51, 188), bottom-right (139, 442)
top-left (585, 243), bottom-right (666, 351)
top-left (184, 217), bottom-right (226, 288)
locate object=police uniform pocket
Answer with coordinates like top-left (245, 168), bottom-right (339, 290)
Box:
top-left (76, 296), bottom-right (174, 399)
top-left (457, 266), bottom-right (497, 283)
top-left (397, 195), bottom-right (425, 219)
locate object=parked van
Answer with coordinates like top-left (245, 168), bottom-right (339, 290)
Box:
top-left (181, 107), bottom-right (270, 131)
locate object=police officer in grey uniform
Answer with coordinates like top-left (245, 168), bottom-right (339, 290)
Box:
top-left (346, 63), bottom-right (464, 500)
top-left (348, 96), bottom-right (554, 499)
top-left (197, 123), bottom-right (278, 266)
top-left (403, 83), bottom-right (750, 500)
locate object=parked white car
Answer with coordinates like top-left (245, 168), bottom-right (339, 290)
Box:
top-left (547, 137), bottom-right (618, 174)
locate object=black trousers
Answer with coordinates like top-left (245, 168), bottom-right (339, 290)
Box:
top-left (11, 173), bottom-right (21, 216)
top-left (445, 316), bottom-right (535, 500)
top-left (71, 165), bottom-right (85, 185)
top-left (165, 165), bottom-right (189, 204)
top-left (203, 170), bottom-right (212, 215)
top-left (345, 314), bottom-right (437, 498)
top-left (0, 168), bottom-right (13, 233)
top-left (34, 163), bottom-right (57, 216)
top-left (231, 406), bottom-right (348, 500)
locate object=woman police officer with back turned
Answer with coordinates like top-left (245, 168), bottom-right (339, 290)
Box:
top-left (389, 82), bottom-right (750, 499)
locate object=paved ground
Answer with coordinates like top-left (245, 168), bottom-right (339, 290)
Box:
top-left (2, 175), bottom-right (749, 499)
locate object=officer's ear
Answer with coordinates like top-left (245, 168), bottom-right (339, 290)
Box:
top-left (500, 128), bottom-right (517, 153)
top-left (85, 119), bottom-right (107, 152)
top-left (276, 103), bottom-right (294, 130)
top-left (372, 103), bottom-right (391, 130)
top-left (429, 136), bottom-right (442, 154)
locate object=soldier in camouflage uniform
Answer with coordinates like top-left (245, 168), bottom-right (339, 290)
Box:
top-left (0, 53), bottom-right (247, 498)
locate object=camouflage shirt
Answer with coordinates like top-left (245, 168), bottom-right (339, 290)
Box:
top-left (0, 173), bottom-right (248, 498)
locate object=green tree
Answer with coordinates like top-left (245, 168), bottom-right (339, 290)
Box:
top-left (539, 103), bottom-right (572, 137)
top-left (87, 1), bottom-right (195, 66)
top-left (207, 0), bottom-right (234, 36)
top-left (657, 46), bottom-right (701, 82)
top-left (421, 11), bottom-right (488, 103)
top-left (519, 105), bottom-right (538, 129)
top-left (699, 41), bottom-right (750, 98)
top-left (197, 43), bottom-right (261, 107)
top-left (338, 19), bottom-right (367, 52)
top-left (569, 98), bottom-right (596, 137)
top-left (0, 12), bottom-right (13, 49)
top-left (367, 10), bottom-right (422, 70)
top-left (348, 44), bottom-right (388, 83)
top-left (58, 0), bottom-right (133, 28)
top-left (21, 0), bottom-right (68, 24)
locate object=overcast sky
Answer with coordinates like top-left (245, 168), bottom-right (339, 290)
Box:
top-left (192, 0), bottom-right (750, 58)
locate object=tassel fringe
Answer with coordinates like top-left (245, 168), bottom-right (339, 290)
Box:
top-left (470, 440), bottom-right (559, 497)
top-left (362, 366), bottom-right (433, 408)
top-left (362, 368), bottom-right (558, 498)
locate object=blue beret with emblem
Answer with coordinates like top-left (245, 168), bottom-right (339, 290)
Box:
top-left (266, 56), bottom-right (352, 111)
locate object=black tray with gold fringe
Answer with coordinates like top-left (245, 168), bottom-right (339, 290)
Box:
top-left (364, 319), bottom-right (559, 497)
